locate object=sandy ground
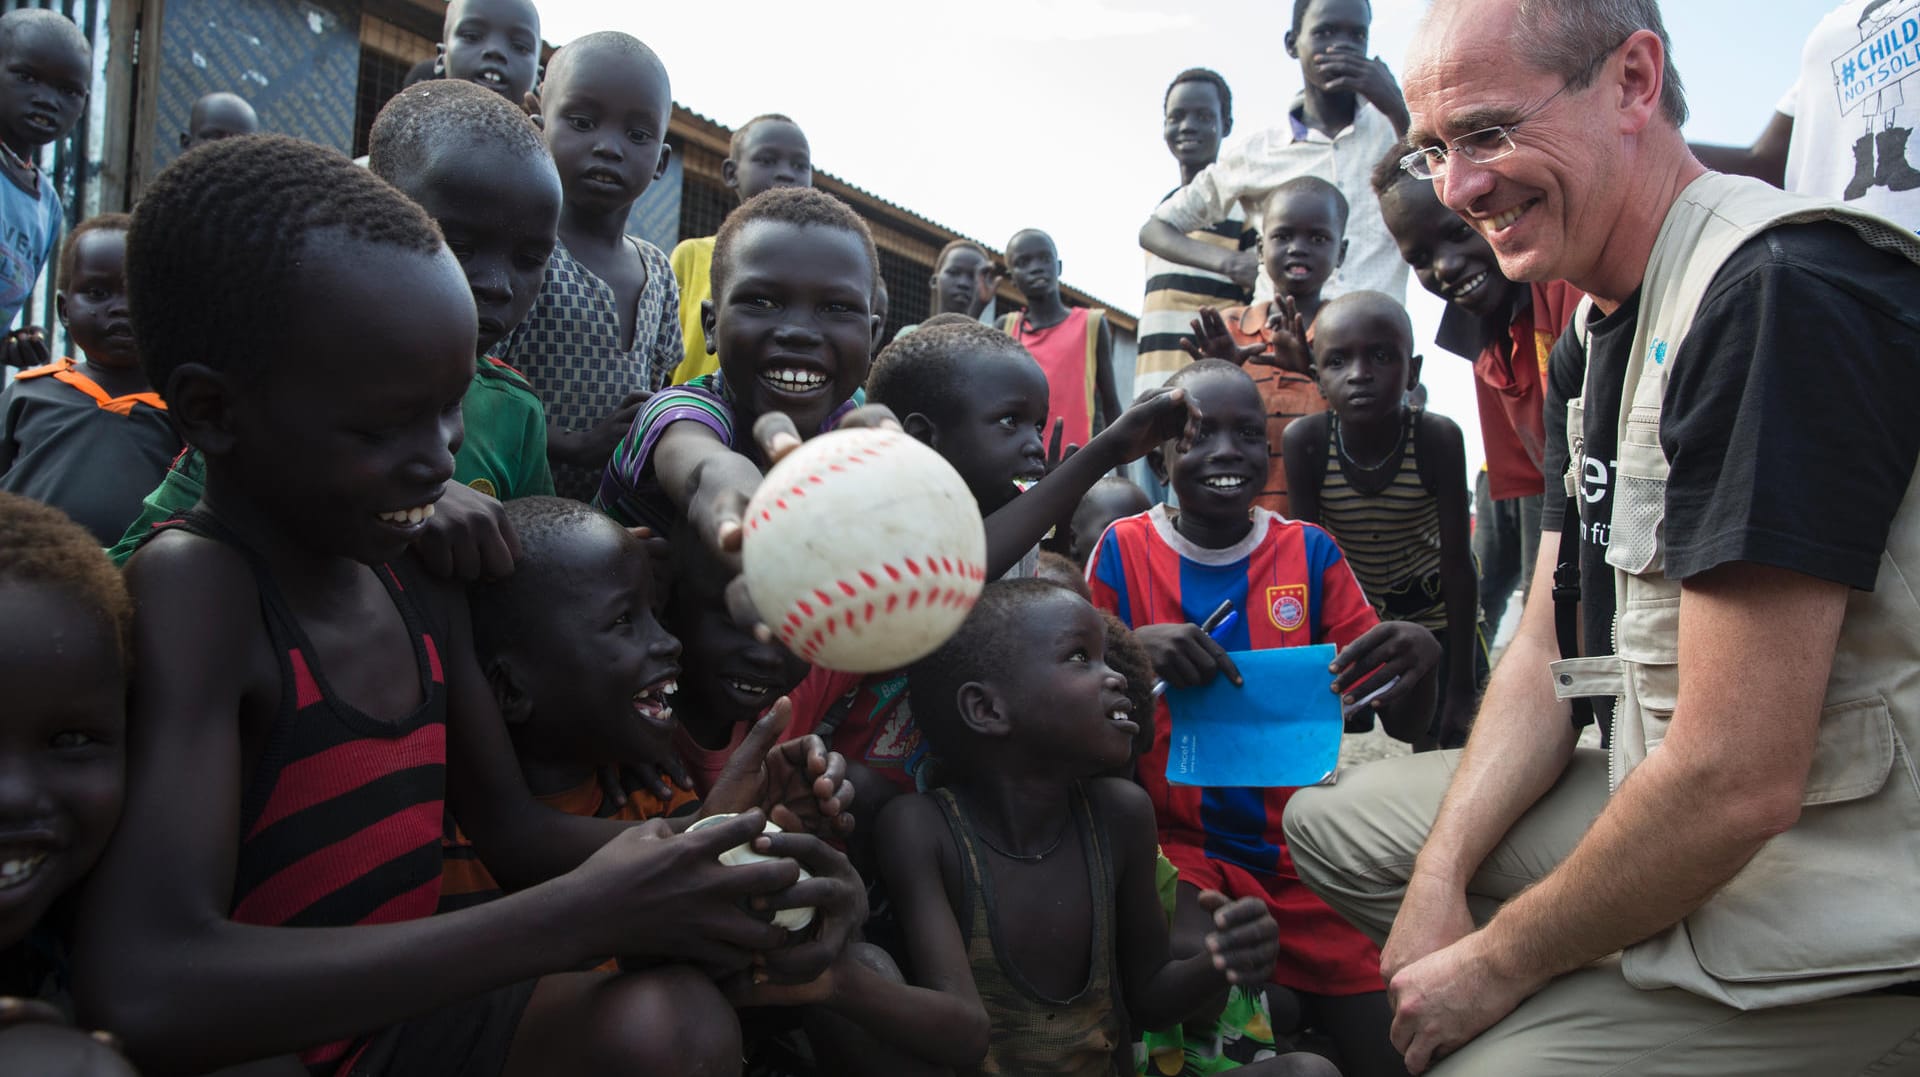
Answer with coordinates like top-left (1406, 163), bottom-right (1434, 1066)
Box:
top-left (1337, 590), bottom-right (1606, 766)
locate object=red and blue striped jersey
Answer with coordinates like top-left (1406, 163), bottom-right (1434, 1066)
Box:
top-left (1087, 506), bottom-right (1376, 878)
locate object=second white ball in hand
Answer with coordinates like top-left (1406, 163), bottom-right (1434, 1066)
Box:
top-left (743, 427), bottom-right (988, 673)
top-left (688, 814), bottom-right (814, 931)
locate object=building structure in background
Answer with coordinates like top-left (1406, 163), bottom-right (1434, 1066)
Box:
top-left (12, 0), bottom-right (1136, 382)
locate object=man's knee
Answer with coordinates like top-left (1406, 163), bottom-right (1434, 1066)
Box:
top-left (1286, 753), bottom-right (1455, 871)
top-left (1281, 783), bottom-right (1341, 881)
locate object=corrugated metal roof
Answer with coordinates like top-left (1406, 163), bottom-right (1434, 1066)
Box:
top-left (670, 104), bottom-right (1138, 329)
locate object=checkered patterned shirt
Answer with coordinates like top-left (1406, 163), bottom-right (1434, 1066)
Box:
top-left (497, 236), bottom-right (683, 500)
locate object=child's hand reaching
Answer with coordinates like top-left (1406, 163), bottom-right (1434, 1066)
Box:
top-left (707, 406), bottom-right (904, 639)
top-left (1181, 307), bottom-right (1268, 366)
top-left (1196, 890), bottom-right (1280, 986)
top-left (703, 697), bottom-right (856, 837)
top-left (1257, 296), bottom-right (1313, 376)
top-left (1094, 386), bottom-right (1201, 470)
top-left (412, 479), bottom-right (522, 580)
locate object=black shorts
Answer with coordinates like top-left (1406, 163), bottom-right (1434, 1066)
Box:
top-left (336, 979), bottom-right (537, 1077)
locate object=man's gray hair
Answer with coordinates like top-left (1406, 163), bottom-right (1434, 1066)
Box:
top-left (1513, 0), bottom-right (1688, 126)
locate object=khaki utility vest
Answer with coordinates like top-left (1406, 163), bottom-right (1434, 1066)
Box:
top-left (1549, 171), bottom-right (1920, 1008)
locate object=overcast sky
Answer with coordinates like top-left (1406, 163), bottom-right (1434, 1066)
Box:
top-left (540, 0), bottom-right (1837, 475)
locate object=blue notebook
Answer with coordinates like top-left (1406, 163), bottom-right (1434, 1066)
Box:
top-left (1163, 644), bottom-right (1342, 788)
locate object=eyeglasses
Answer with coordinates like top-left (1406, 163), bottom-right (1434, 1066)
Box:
top-left (1399, 40), bottom-right (1625, 181)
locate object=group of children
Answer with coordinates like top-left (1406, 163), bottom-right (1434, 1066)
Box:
top-left (0, 0), bottom-right (1569, 1074)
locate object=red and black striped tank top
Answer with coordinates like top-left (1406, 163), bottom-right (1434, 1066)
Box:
top-left (156, 512), bottom-right (449, 1074)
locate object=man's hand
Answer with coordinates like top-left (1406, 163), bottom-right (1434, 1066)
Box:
top-left (551, 389), bottom-right (651, 469)
top-left (1181, 307), bottom-right (1267, 366)
top-left (0, 326), bottom-right (48, 370)
top-left (1388, 930), bottom-right (1543, 1074)
top-left (412, 480), bottom-right (521, 580)
top-left (1135, 622), bottom-right (1242, 689)
top-left (1196, 891), bottom-right (1280, 986)
top-left (704, 697), bottom-right (856, 837)
top-left (1379, 873), bottom-right (1476, 983)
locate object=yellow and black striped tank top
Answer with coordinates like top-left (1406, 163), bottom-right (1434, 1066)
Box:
top-left (1320, 410), bottom-right (1448, 632)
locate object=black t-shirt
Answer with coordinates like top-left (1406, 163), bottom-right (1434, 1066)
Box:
top-left (1542, 222), bottom-right (1920, 726)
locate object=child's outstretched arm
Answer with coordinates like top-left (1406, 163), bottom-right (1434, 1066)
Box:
top-left (868, 794), bottom-right (995, 1068)
top-left (982, 387), bottom-right (1197, 577)
top-left (659, 405), bottom-right (903, 634)
top-left (1097, 779), bottom-right (1278, 1030)
top-left (1422, 410), bottom-right (1481, 745)
top-left (76, 541), bottom-right (805, 1073)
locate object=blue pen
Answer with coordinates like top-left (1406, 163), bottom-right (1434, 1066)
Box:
top-left (1151, 604), bottom-right (1239, 698)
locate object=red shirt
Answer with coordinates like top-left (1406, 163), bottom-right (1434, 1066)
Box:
top-left (786, 666), bottom-right (924, 794)
top-left (1441, 280), bottom-right (1584, 501)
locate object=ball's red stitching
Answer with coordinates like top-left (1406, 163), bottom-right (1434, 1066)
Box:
top-left (751, 430), bottom-right (982, 660)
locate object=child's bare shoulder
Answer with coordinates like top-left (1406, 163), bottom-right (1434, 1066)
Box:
top-left (876, 789), bottom-right (946, 854)
top-left (123, 526), bottom-right (257, 611)
top-left (1085, 776), bottom-right (1156, 845)
top-left (1412, 406), bottom-right (1464, 445)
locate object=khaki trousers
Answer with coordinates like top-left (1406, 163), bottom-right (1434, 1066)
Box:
top-left (1283, 749), bottom-right (1920, 1075)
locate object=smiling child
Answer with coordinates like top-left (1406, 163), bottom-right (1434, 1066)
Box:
top-left (670, 114), bottom-right (814, 385)
top-left (594, 185), bottom-right (880, 545)
top-left (76, 133), bottom-right (864, 1077)
top-left (1094, 357), bottom-right (1439, 1077)
top-left (0, 493), bottom-right (135, 1074)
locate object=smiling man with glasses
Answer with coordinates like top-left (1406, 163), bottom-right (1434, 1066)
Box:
top-left (1283, 0), bottom-right (1920, 1073)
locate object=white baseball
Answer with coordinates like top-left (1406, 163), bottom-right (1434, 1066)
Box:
top-left (743, 426), bottom-right (987, 673)
top-left (687, 814), bottom-right (814, 931)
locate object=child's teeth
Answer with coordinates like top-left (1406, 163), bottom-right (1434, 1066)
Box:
top-left (765, 368), bottom-right (828, 392)
top-left (377, 504), bottom-right (437, 525)
top-left (0, 853), bottom-right (46, 888)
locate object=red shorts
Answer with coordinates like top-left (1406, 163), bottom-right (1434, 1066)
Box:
top-left (1162, 841), bottom-right (1384, 997)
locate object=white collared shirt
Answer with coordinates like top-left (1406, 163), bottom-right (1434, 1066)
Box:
top-left (1154, 99), bottom-right (1409, 305)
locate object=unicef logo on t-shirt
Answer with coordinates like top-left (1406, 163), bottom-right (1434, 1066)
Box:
top-left (1649, 339), bottom-right (1669, 367)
